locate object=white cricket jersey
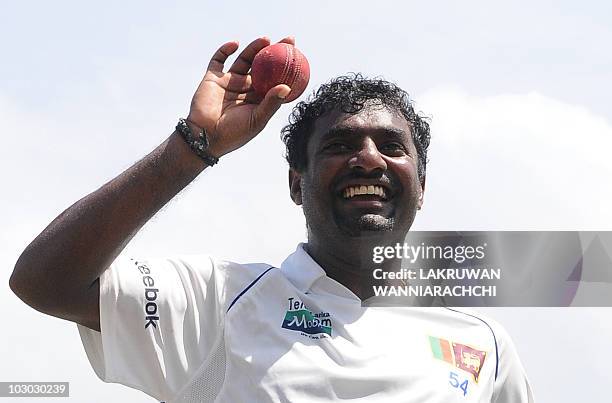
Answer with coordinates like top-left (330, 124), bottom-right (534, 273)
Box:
top-left (78, 244), bottom-right (534, 402)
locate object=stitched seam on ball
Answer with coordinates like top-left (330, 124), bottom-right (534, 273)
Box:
top-left (290, 51), bottom-right (302, 92)
top-left (281, 46), bottom-right (291, 86)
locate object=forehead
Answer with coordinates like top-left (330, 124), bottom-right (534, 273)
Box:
top-left (309, 105), bottom-right (414, 147)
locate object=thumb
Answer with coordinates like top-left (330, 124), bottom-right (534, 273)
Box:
top-left (252, 84), bottom-right (291, 130)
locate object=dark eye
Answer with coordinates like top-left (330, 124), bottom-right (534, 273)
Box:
top-left (379, 142), bottom-right (407, 156)
top-left (323, 142), bottom-right (351, 153)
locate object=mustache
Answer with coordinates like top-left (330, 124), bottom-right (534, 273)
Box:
top-left (333, 170), bottom-right (399, 190)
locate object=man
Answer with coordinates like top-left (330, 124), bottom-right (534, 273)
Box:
top-left (10, 37), bottom-right (534, 402)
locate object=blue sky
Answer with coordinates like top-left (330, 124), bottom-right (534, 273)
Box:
top-left (2, 1), bottom-right (612, 402)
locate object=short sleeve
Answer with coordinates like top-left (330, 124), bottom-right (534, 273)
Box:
top-left (77, 254), bottom-right (225, 401)
top-left (490, 321), bottom-right (535, 403)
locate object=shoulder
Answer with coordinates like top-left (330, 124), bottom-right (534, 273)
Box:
top-left (440, 307), bottom-right (519, 354)
top-left (103, 254), bottom-right (277, 311)
top-left (401, 307), bottom-right (505, 352)
top-left (122, 254), bottom-right (274, 284)
top-left (177, 255), bottom-right (278, 311)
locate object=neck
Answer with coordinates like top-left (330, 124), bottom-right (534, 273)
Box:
top-left (305, 232), bottom-right (406, 300)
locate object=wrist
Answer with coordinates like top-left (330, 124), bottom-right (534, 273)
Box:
top-left (169, 131), bottom-right (208, 173)
top-left (184, 118), bottom-right (225, 158)
top-left (176, 118), bottom-right (220, 167)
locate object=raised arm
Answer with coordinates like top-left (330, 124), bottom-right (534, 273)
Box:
top-left (9, 37), bottom-right (293, 331)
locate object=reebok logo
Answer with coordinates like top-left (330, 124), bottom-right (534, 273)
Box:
top-left (135, 260), bottom-right (160, 329)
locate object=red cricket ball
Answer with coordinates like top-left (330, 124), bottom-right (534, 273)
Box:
top-left (251, 43), bottom-right (310, 102)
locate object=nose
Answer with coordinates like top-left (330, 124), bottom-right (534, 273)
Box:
top-left (348, 138), bottom-right (387, 173)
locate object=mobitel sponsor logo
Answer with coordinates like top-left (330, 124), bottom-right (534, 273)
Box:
top-left (282, 297), bottom-right (332, 337)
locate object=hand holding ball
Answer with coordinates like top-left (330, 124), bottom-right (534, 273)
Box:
top-left (251, 43), bottom-right (310, 102)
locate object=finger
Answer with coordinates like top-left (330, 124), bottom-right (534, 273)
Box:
top-left (207, 41), bottom-right (240, 72)
top-left (228, 37), bottom-right (271, 75)
top-left (251, 84), bottom-right (291, 131)
top-left (225, 73), bottom-right (253, 93)
top-left (277, 36), bottom-right (295, 46)
top-left (244, 88), bottom-right (263, 104)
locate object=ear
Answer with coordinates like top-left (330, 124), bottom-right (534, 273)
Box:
top-left (417, 175), bottom-right (426, 210)
top-left (289, 169), bottom-right (303, 205)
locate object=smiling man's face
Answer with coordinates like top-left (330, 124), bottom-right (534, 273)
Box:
top-left (290, 103), bottom-right (425, 241)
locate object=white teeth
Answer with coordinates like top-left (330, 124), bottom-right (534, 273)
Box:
top-left (342, 185), bottom-right (387, 199)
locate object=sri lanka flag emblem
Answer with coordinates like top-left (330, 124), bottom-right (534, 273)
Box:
top-left (429, 336), bottom-right (487, 382)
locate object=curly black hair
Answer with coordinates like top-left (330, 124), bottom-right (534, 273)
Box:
top-left (281, 74), bottom-right (431, 180)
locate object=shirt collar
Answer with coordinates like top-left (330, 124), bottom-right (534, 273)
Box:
top-left (280, 243), bottom-right (327, 293)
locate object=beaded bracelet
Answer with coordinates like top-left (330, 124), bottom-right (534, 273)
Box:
top-left (175, 118), bottom-right (219, 166)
